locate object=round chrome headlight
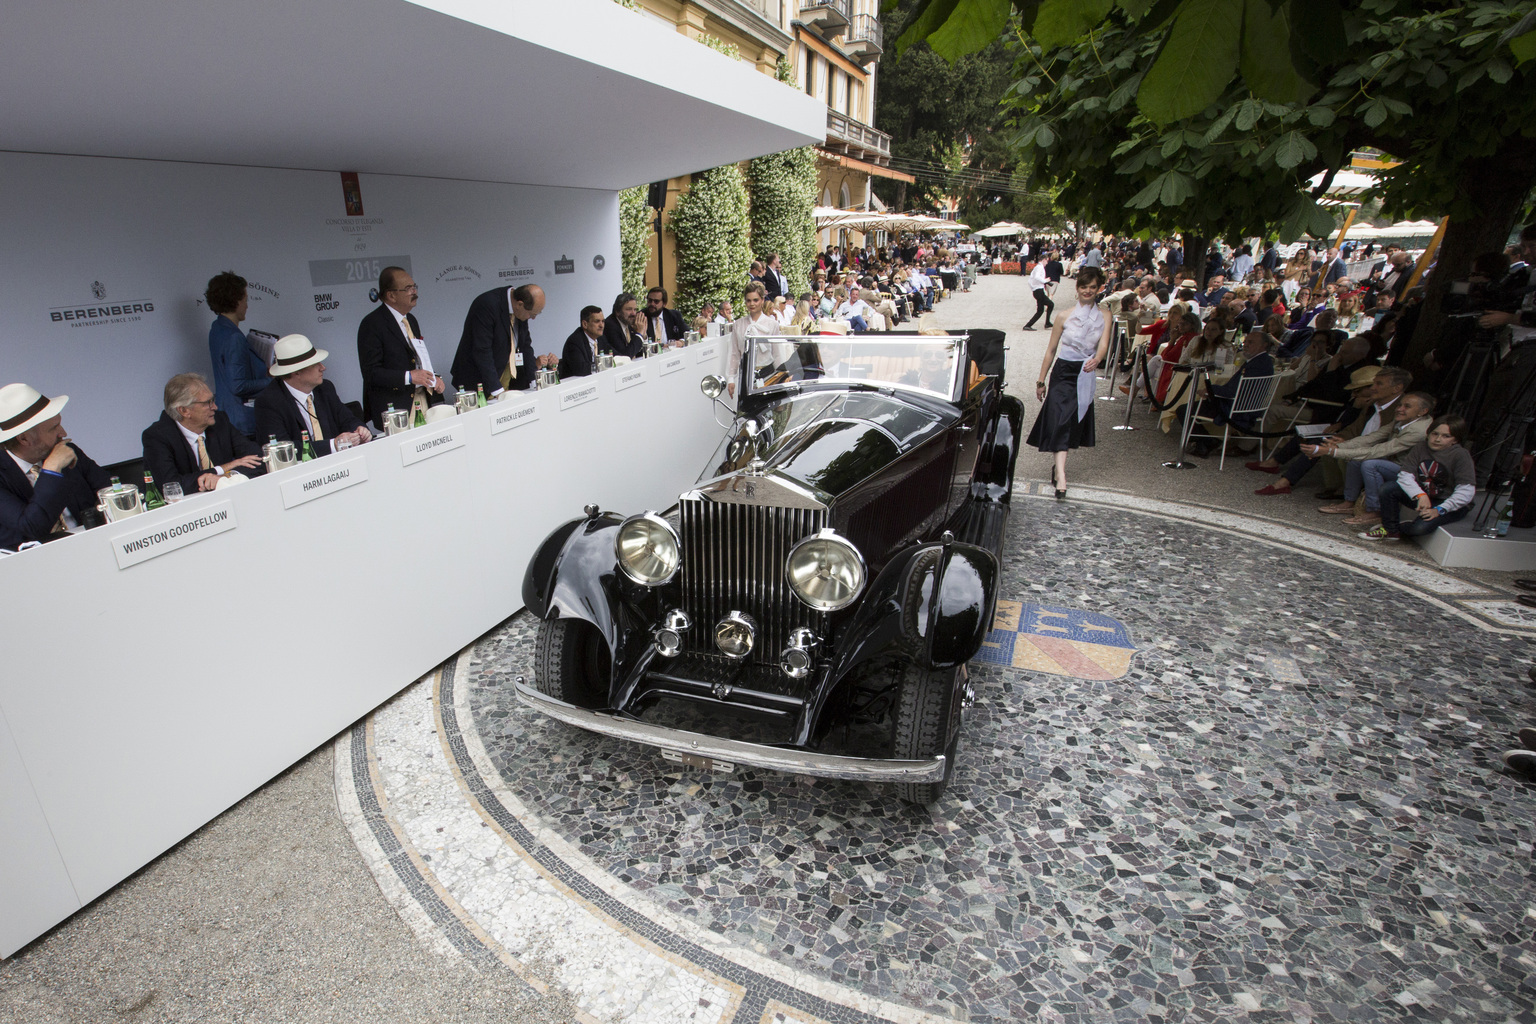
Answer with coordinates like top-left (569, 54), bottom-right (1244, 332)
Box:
top-left (786, 529), bottom-right (866, 612)
top-left (615, 512), bottom-right (680, 586)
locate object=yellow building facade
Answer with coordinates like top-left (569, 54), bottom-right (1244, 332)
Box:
top-left (623, 0), bottom-right (911, 294)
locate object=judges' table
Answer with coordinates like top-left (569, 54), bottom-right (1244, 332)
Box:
top-left (0, 343), bottom-right (729, 957)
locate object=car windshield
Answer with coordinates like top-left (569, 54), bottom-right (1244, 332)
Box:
top-left (745, 335), bottom-right (960, 399)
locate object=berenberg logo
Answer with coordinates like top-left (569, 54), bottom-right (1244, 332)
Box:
top-left (91, 281), bottom-right (106, 300)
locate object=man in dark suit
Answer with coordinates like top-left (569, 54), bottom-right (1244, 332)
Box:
top-left (0, 383), bottom-right (110, 548)
top-left (602, 292), bottom-right (645, 359)
top-left (142, 373), bottom-right (265, 493)
top-left (762, 253), bottom-right (790, 302)
top-left (357, 266), bottom-right (446, 427)
top-left (254, 335), bottom-right (372, 455)
top-left (644, 287), bottom-right (686, 347)
top-left (451, 283), bottom-right (544, 400)
top-left (561, 306), bottom-right (607, 379)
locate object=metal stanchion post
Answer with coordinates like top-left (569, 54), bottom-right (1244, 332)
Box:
top-left (1113, 341), bottom-right (1142, 430)
top-left (1099, 318), bottom-right (1123, 401)
top-left (1162, 364), bottom-right (1206, 469)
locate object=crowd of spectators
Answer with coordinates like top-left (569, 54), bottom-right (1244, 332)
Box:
top-left (1012, 231), bottom-right (1499, 543)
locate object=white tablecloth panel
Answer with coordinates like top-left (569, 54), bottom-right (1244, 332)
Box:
top-left (0, 342), bottom-right (729, 956)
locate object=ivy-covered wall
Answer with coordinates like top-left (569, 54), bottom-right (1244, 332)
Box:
top-left (618, 186), bottom-right (653, 296)
top-left (668, 164), bottom-right (752, 319)
top-left (747, 147), bottom-right (819, 298)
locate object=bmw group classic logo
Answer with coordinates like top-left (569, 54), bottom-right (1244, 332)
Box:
top-left (368, 287), bottom-right (380, 303)
top-left (592, 254), bottom-right (606, 270)
top-left (91, 281), bottom-right (106, 300)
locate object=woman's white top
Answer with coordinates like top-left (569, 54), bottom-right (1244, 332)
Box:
top-left (1058, 302), bottom-right (1105, 361)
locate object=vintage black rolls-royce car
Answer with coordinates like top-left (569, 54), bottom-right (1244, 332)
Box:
top-left (517, 332), bottom-right (1022, 803)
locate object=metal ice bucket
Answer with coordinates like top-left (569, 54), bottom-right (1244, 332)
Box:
top-left (597, 353), bottom-right (616, 371)
top-left (684, 330), bottom-right (700, 345)
top-left (454, 391), bottom-right (479, 414)
top-left (643, 340), bottom-right (664, 358)
top-left (97, 483), bottom-right (144, 523)
top-left (536, 367), bottom-right (560, 389)
top-left (263, 439), bottom-right (298, 473)
top-left (382, 408), bottom-right (411, 435)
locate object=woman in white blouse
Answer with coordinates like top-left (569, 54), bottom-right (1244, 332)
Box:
top-left (1027, 266), bottom-right (1112, 499)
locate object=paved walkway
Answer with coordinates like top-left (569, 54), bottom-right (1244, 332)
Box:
top-left (3, 274), bottom-right (1533, 1023)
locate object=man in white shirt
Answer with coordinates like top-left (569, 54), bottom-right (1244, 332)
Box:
top-left (835, 286), bottom-right (877, 333)
top-left (1024, 258), bottom-right (1054, 330)
top-left (142, 374), bottom-right (265, 494)
top-left (1231, 244), bottom-right (1254, 283)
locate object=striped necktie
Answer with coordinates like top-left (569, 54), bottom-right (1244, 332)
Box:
top-left (305, 395), bottom-right (324, 442)
top-left (196, 437), bottom-right (213, 471)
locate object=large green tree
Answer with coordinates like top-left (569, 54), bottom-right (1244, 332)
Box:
top-left (874, 0), bottom-right (1020, 215)
top-left (896, 0), bottom-right (1536, 364)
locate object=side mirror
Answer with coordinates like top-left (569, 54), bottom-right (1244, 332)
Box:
top-left (700, 375), bottom-right (726, 399)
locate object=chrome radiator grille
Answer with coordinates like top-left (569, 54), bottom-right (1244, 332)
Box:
top-left (677, 496), bottom-right (827, 664)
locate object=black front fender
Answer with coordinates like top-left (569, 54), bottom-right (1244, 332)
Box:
top-left (972, 393), bottom-right (1024, 503)
top-left (830, 538), bottom-right (999, 683)
top-left (521, 513), bottom-right (628, 649)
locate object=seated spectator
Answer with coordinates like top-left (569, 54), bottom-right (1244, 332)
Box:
top-left (1252, 366), bottom-right (1407, 495)
top-left (254, 335), bottom-right (371, 454)
top-left (772, 295), bottom-right (796, 328)
top-left (692, 300), bottom-right (717, 337)
top-left (143, 373), bottom-right (265, 493)
top-left (1362, 415), bottom-right (1475, 540)
top-left (603, 293), bottom-right (645, 359)
top-left (1254, 287), bottom-right (1286, 323)
top-left (833, 286), bottom-right (876, 333)
top-left (1197, 274), bottom-right (1229, 307)
top-left (1226, 287), bottom-right (1257, 333)
top-left (717, 299), bottom-right (734, 325)
top-left (0, 383), bottom-right (110, 548)
top-left (1152, 311), bottom-right (1203, 401)
top-left (561, 306), bottom-right (608, 378)
top-left (1294, 334), bottom-right (1374, 407)
top-left (1186, 329), bottom-right (1278, 457)
top-left (1287, 287), bottom-right (1325, 328)
top-left (1313, 391), bottom-right (1435, 524)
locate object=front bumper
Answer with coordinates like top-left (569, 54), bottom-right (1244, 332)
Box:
top-left (514, 679), bottom-right (946, 783)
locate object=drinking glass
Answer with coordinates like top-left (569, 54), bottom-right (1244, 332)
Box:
top-left (162, 482), bottom-right (184, 503)
top-left (333, 436), bottom-right (355, 452)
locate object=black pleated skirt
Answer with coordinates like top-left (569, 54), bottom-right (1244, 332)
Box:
top-left (1027, 358), bottom-right (1096, 452)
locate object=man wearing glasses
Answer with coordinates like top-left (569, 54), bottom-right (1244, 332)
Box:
top-left (142, 373), bottom-right (265, 493)
top-left (644, 287), bottom-right (686, 347)
top-left (357, 266), bottom-right (446, 428)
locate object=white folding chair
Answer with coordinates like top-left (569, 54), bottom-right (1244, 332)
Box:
top-left (1192, 373), bottom-right (1281, 469)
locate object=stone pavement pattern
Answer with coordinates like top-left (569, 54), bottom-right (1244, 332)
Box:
top-left (3, 273), bottom-right (1534, 1024)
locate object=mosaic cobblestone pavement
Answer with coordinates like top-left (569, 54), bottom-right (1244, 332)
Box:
top-left (341, 490), bottom-right (1536, 1024)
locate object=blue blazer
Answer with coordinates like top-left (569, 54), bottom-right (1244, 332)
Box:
top-left (0, 443), bottom-right (110, 549)
top-left (208, 317), bottom-right (268, 436)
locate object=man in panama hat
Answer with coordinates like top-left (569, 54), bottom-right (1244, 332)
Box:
top-left (253, 334), bottom-right (372, 455)
top-left (0, 383), bottom-right (110, 549)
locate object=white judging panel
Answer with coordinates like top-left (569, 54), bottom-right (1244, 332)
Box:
top-left (695, 342), bottom-right (720, 363)
top-left (560, 381), bottom-right (602, 411)
top-left (399, 423), bottom-right (466, 466)
top-left (658, 352), bottom-right (687, 377)
top-left (613, 365), bottom-right (646, 392)
top-left (490, 398), bottom-right (542, 435)
top-left (279, 456), bottom-right (369, 509)
top-left (111, 500), bottom-right (238, 570)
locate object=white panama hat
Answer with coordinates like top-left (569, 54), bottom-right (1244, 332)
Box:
top-left (268, 334), bottom-right (329, 376)
top-left (0, 383), bottom-right (68, 443)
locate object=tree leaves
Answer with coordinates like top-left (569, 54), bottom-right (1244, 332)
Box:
top-left (1241, 0), bottom-right (1316, 104)
top-left (927, 0), bottom-right (1013, 62)
top-left (1511, 30), bottom-right (1536, 63)
top-left (1137, 0), bottom-right (1244, 123)
top-left (1270, 130), bottom-right (1317, 168)
top-left (1032, 0), bottom-right (1114, 51)
top-left (895, 0), bottom-right (960, 57)
top-left (1128, 170), bottom-right (1196, 207)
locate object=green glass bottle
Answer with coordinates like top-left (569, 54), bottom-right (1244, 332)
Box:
top-left (142, 471), bottom-right (165, 510)
top-left (476, 384), bottom-right (487, 408)
top-left (299, 430), bottom-right (317, 462)
top-left (414, 405), bottom-right (426, 428)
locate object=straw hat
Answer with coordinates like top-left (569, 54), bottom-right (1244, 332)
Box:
top-left (0, 383), bottom-right (68, 442)
top-left (268, 334), bottom-right (328, 376)
top-left (1344, 366), bottom-right (1382, 390)
top-left (816, 320), bottom-right (851, 335)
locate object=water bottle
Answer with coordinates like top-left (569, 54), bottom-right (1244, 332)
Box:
top-left (1498, 490), bottom-right (1515, 537)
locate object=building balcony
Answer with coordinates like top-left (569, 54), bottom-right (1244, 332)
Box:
top-left (825, 109), bottom-right (890, 162)
top-left (844, 12), bottom-right (882, 64)
top-left (799, 0), bottom-right (850, 34)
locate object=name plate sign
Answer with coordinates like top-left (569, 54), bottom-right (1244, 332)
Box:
top-left (400, 423), bottom-right (465, 466)
top-left (280, 456), bottom-right (368, 509)
top-left (113, 500), bottom-right (238, 570)
top-left (658, 353), bottom-right (686, 377)
top-left (613, 366), bottom-right (646, 392)
top-left (560, 382), bottom-right (601, 411)
top-left (695, 342), bottom-right (720, 364)
top-left (490, 399), bottom-right (541, 435)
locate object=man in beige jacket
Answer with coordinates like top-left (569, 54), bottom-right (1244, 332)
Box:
top-left (1310, 391), bottom-right (1434, 523)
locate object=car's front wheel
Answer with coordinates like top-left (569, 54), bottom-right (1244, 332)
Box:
top-left (533, 618), bottom-right (610, 709)
top-left (891, 662), bottom-right (960, 805)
